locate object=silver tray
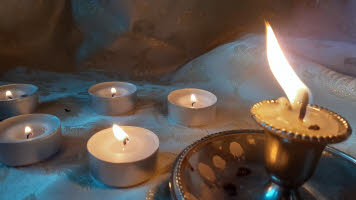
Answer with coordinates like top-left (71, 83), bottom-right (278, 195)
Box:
top-left (170, 130), bottom-right (356, 200)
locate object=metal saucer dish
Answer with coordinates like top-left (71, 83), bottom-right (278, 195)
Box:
top-left (170, 130), bottom-right (356, 200)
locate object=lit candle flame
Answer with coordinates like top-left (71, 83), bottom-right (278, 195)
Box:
top-left (25, 126), bottom-right (33, 139)
top-left (266, 22), bottom-right (308, 105)
top-left (111, 87), bottom-right (117, 97)
top-left (5, 90), bottom-right (12, 99)
top-left (113, 124), bottom-right (129, 145)
top-left (191, 94), bottom-right (197, 107)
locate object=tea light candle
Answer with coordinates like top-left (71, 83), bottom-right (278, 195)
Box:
top-left (87, 125), bottom-right (159, 187)
top-left (168, 88), bottom-right (217, 126)
top-left (0, 114), bottom-right (62, 166)
top-left (0, 84), bottom-right (39, 120)
top-left (88, 82), bottom-right (137, 115)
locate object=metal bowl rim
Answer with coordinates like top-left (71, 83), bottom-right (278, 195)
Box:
top-left (170, 129), bottom-right (356, 200)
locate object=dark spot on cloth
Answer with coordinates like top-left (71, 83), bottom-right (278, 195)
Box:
top-left (223, 183), bottom-right (237, 196)
top-left (236, 167), bottom-right (251, 177)
top-left (308, 124), bottom-right (320, 130)
top-left (64, 108), bottom-right (71, 112)
top-left (20, 94), bottom-right (28, 98)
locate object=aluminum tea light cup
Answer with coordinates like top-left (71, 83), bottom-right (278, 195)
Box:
top-left (87, 125), bottom-right (159, 187)
top-left (0, 84), bottom-right (39, 120)
top-left (88, 82), bottom-right (137, 115)
top-left (0, 114), bottom-right (62, 166)
top-left (168, 88), bottom-right (217, 127)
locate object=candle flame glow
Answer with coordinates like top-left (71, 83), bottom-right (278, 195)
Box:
top-left (111, 87), bottom-right (117, 95)
top-left (113, 124), bottom-right (129, 142)
top-left (25, 126), bottom-right (32, 134)
top-left (5, 90), bottom-right (12, 97)
top-left (266, 22), bottom-right (308, 104)
top-left (191, 94), bottom-right (197, 103)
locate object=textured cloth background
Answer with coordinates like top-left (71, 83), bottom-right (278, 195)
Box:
top-left (0, 1), bottom-right (355, 199)
top-left (0, 0), bottom-right (355, 78)
top-left (0, 34), bottom-right (354, 199)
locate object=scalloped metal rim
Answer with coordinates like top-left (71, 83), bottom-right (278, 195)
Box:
top-left (169, 129), bottom-right (356, 200)
top-left (250, 100), bottom-right (352, 143)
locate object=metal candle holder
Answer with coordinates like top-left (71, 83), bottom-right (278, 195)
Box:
top-left (251, 100), bottom-right (352, 200)
top-left (170, 130), bottom-right (356, 200)
top-left (0, 84), bottom-right (39, 120)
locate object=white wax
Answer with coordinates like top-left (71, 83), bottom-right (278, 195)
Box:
top-left (0, 84), bottom-right (37, 101)
top-left (0, 123), bottom-right (46, 142)
top-left (0, 114), bottom-right (60, 142)
top-left (95, 87), bottom-right (131, 98)
top-left (0, 90), bottom-right (26, 100)
top-left (175, 95), bottom-right (213, 108)
top-left (89, 82), bottom-right (137, 99)
top-left (87, 126), bottom-right (159, 163)
top-left (168, 88), bottom-right (217, 109)
top-left (253, 101), bottom-right (347, 137)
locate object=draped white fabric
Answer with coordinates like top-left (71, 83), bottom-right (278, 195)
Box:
top-left (0, 34), bottom-right (354, 199)
top-left (0, 0), bottom-right (355, 78)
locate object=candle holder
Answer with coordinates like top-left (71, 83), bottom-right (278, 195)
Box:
top-left (0, 84), bottom-right (39, 120)
top-left (170, 130), bottom-right (356, 200)
top-left (251, 100), bottom-right (352, 200)
top-left (0, 114), bottom-right (62, 166)
top-left (168, 88), bottom-right (217, 127)
top-left (88, 82), bottom-right (137, 115)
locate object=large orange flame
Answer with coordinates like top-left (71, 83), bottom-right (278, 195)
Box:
top-left (266, 22), bottom-right (308, 104)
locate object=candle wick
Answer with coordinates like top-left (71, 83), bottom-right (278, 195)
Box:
top-left (296, 89), bottom-right (309, 121)
top-left (191, 102), bottom-right (196, 107)
top-left (26, 132), bottom-right (33, 139)
top-left (123, 137), bottom-right (130, 145)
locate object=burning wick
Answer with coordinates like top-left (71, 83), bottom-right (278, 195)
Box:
top-left (191, 94), bottom-right (197, 107)
top-left (25, 126), bottom-right (33, 139)
top-left (111, 87), bottom-right (117, 97)
top-left (113, 124), bottom-right (130, 146)
top-left (266, 21), bottom-right (309, 121)
top-left (6, 90), bottom-right (13, 100)
top-left (295, 89), bottom-right (309, 120)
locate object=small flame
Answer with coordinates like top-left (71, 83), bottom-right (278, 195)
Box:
top-left (191, 94), bottom-right (197, 103)
top-left (113, 124), bottom-right (129, 142)
top-left (111, 87), bottom-right (117, 95)
top-left (5, 90), bottom-right (12, 97)
top-left (266, 22), bottom-right (308, 104)
top-left (25, 126), bottom-right (33, 139)
top-left (25, 126), bottom-right (32, 134)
